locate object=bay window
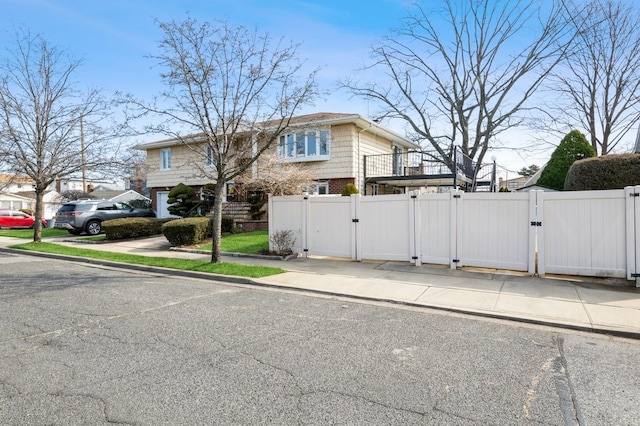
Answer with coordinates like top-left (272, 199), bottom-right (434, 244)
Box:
top-left (279, 129), bottom-right (330, 161)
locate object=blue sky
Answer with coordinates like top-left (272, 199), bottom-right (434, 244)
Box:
top-left (1, 0), bottom-right (409, 111)
top-left (2, 0), bottom-right (547, 172)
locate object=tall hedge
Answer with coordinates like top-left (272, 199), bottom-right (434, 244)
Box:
top-left (537, 130), bottom-right (596, 190)
top-left (565, 153), bottom-right (640, 190)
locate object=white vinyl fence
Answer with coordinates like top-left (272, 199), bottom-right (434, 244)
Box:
top-left (268, 187), bottom-right (640, 284)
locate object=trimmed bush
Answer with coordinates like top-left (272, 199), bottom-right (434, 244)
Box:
top-left (161, 217), bottom-right (211, 246)
top-left (167, 183), bottom-right (199, 217)
top-left (103, 217), bottom-right (173, 240)
top-left (565, 153), bottom-right (640, 190)
top-left (537, 130), bottom-right (596, 190)
top-left (341, 183), bottom-right (359, 196)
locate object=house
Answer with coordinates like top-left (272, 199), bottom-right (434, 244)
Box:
top-left (499, 175), bottom-right (529, 191)
top-left (0, 190), bottom-right (61, 221)
top-left (88, 188), bottom-right (151, 204)
top-left (515, 164), bottom-right (557, 192)
top-left (47, 177), bottom-right (125, 193)
top-left (136, 113), bottom-right (421, 218)
top-left (0, 191), bottom-right (34, 211)
top-left (0, 174), bottom-right (35, 193)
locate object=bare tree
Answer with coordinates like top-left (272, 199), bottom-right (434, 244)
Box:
top-left (343, 0), bottom-right (573, 175)
top-left (235, 151), bottom-right (316, 196)
top-left (0, 29), bottom-right (118, 241)
top-left (123, 18), bottom-right (318, 262)
top-left (551, 0), bottom-right (640, 155)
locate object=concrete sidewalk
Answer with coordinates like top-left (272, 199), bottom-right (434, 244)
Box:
top-left (2, 235), bottom-right (640, 338)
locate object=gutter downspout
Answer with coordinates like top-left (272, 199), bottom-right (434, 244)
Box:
top-left (358, 124), bottom-right (373, 195)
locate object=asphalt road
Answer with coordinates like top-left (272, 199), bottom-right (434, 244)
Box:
top-left (1, 252), bottom-right (638, 425)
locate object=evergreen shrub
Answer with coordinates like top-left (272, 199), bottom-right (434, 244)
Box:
top-left (565, 153), bottom-right (640, 190)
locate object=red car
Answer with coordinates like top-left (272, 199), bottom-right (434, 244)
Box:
top-left (0, 209), bottom-right (47, 229)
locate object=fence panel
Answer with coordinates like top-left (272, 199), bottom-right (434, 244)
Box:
top-left (307, 196), bottom-right (353, 258)
top-left (359, 194), bottom-right (412, 261)
top-left (459, 192), bottom-right (531, 271)
top-left (269, 195), bottom-right (306, 253)
top-left (270, 189), bottom-right (636, 282)
top-left (416, 193), bottom-right (454, 266)
top-left (543, 190), bottom-right (627, 278)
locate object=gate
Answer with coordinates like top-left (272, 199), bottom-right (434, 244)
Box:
top-left (269, 187), bottom-right (640, 284)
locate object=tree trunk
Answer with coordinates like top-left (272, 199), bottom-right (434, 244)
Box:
top-left (210, 180), bottom-right (226, 263)
top-left (33, 189), bottom-right (44, 243)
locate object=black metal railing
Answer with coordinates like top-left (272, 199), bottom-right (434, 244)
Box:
top-left (364, 150), bottom-right (454, 179)
top-left (364, 147), bottom-right (497, 192)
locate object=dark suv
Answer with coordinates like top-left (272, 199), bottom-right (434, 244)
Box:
top-left (54, 200), bottom-right (156, 235)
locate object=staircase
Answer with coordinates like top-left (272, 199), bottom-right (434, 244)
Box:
top-left (221, 202), bottom-right (251, 221)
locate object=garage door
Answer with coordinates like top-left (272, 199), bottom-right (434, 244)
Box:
top-left (156, 191), bottom-right (180, 219)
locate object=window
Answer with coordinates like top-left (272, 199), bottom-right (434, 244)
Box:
top-left (311, 183), bottom-right (329, 195)
top-left (97, 202), bottom-right (116, 211)
top-left (508, 182), bottom-right (520, 189)
top-left (161, 148), bottom-right (171, 170)
top-left (279, 130), bottom-right (330, 161)
top-left (205, 146), bottom-right (216, 167)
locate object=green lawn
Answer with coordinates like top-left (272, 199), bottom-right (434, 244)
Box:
top-left (10, 242), bottom-right (284, 278)
top-left (0, 228), bottom-right (68, 238)
top-left (202, 230), bottom-right (269, 254)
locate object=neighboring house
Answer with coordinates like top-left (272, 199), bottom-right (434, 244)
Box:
top-left (12, 190), bottom-right (61, 220)
top-left (499, 175), bottom-right (529, 191)
top-left (47, 177), bottom-right (125, 193)
top-left (0, 174), bottom-right (35, 193)
top-left (136, 112), bottom-right (421, 218)
top-left (516, 164), bottom-right (557, 192)
top-left (88, 189), bottom-right (151, 204)
top-left (0, 191), bottom-right (34, 211)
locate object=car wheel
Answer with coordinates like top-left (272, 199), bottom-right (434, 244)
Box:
top-left (86, 221), bottom-right (102, 236)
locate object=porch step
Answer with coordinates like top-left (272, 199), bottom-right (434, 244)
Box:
top-left (221, 202), bottom-right (251, 221)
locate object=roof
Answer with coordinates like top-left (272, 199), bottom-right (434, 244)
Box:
top-left (0, 191), bottom-right (34, 201)
top-left (89, 189), bottom-right (150, 201)
top-left (516, 163), bottom-right (557, 191)
top-left (0, 174), bottom-right (35, 185)
top-left (134, 112), bottom-right (420, 151)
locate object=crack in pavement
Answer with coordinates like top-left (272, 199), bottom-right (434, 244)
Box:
top-left (0, 291), bottom-right (228, 352)
top-left (552, 336), bottom-right (584, 426)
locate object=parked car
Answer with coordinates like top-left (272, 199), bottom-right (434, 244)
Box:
top-left (0, 209), bottom-right (47, 229)
top-left (54, 200), bottom-right (156, 235)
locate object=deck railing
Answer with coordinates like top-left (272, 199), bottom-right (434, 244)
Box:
top-left (364, 147), bottom-right (496, 191)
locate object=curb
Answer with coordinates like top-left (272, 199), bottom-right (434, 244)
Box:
top-left (2, 246), bottom-right (639, 341)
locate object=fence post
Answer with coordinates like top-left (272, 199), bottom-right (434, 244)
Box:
top-left (534, 190), bottom-right (545, 276)
top-left (625, 186), bottom-right (640, 286)
top-left (410, 191), bottom-right (421, 266)
top-left (450, 189), bottom-right (462, 269)
top-left (301, 193), bottom-right (310, 258)
top-left (528, 190), bottom-right (542, 275)
top-left (351, 194), bottom-right (361, 261)
top-left (268, 194), bottom-right (274, 252)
